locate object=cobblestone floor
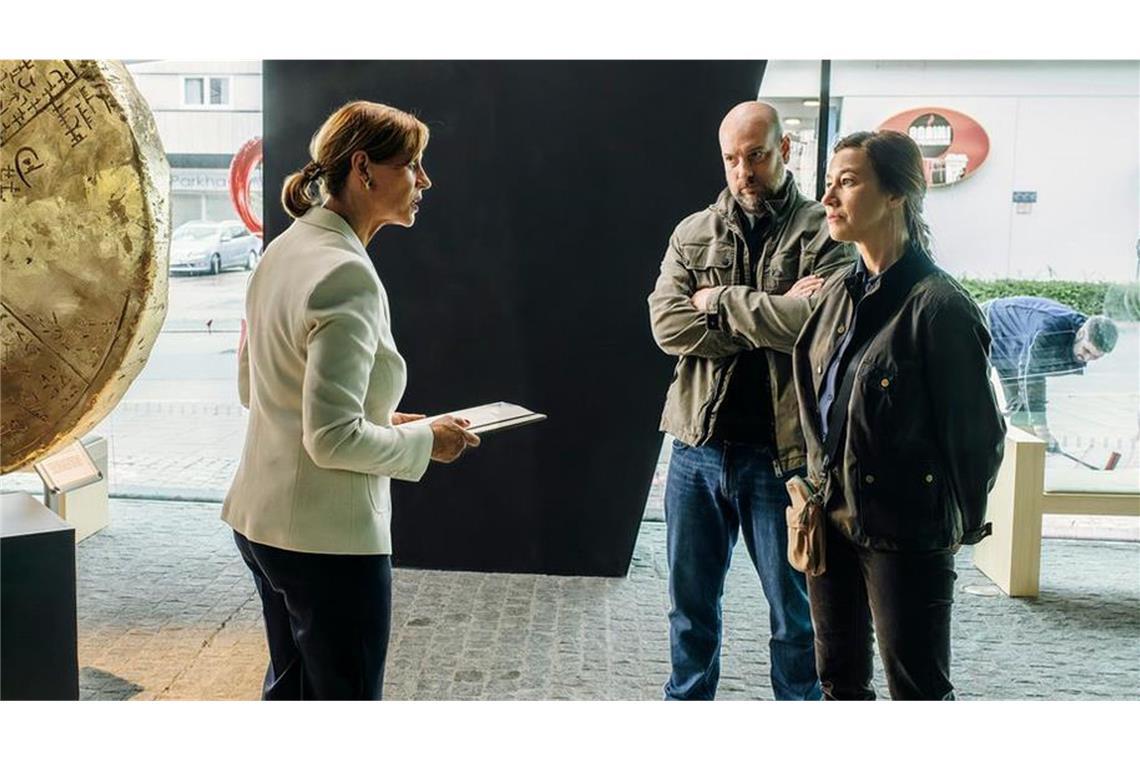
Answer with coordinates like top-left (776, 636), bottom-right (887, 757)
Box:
top-left (71, 499), bottom-right (1140, 701)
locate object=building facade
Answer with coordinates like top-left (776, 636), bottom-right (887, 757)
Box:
top-left (126, 60), bottom-right (262, 231)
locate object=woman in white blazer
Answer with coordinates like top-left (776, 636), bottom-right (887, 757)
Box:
top-left (223, 101), bottom-right (479, 700)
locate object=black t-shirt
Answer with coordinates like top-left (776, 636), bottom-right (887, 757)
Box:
top-left (710, 211), bottom-right (774, 447)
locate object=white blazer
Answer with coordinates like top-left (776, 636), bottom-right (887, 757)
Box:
top-left (222, 206), bottom-right (434, 554)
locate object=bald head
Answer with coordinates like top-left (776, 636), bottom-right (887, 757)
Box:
top-left (719, 101), bottom-right (783, 147)
top-left (718, 101), bottom-right (790, 213)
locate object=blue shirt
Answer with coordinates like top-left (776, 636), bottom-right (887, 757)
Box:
top-left (818, 256), bottom-right (881, 442)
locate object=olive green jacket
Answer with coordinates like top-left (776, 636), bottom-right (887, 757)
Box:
top-left (791, 250), bottom-right (1005, 550)
top-left (647, 175), bottom-right (854, 473)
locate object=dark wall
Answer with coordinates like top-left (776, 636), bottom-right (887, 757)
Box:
top-left (264, 61), bottom-right (764, 575)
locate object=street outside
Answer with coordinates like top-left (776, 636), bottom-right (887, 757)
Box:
top-left (2, 269), bottom-right (1138, 537)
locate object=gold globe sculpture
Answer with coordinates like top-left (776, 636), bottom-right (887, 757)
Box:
top-left (1, 60), bottom-right (170, 473)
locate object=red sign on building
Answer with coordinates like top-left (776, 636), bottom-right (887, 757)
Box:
top-left (878, 107), bottom-right (989, 188)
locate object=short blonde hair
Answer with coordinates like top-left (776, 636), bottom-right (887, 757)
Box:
top-left (281, 100), bottom-right (429, 219)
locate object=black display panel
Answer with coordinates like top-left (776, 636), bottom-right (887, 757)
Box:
top-left (264, 61), bottom-right (765, 575)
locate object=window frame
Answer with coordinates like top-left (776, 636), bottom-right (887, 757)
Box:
top-left (180, 75), bottom-right (233, 109)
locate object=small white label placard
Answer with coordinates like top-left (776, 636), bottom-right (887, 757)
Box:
top-left (33, 439), bottom-right (103, 494)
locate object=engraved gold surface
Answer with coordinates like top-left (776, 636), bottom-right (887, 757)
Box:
top-left (1, 60), bottom-right (169, 473)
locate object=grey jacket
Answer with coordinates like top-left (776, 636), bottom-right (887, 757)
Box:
top-left (647, 175), bottom-right (854, 473)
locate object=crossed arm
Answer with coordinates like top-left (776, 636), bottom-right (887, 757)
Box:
top-left (649, 236), bottom-right (854, 357)
top-left (647, 234), bottom-right (755, 359)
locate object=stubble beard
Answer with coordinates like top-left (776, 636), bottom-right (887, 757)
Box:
top-left (734, 184), bottom-right (773, 215)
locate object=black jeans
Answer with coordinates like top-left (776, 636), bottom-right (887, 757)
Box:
top-left (806, 523), bottom-right (957, 700)
top-left (233, 531), bottom-right (392, 700)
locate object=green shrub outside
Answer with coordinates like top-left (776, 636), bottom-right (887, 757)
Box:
top-left (958, 279), bottom-right (1140, 321)
top-left (1103, 282), bottom-right (1140, 321)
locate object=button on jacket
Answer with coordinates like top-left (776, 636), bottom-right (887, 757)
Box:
top-left (223, 206), bottom-right (434, 555)
top-left (792, 249), bottom-right (1006, 551)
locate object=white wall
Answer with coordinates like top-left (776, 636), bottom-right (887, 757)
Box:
top-left (1006, 96), bottom-right (1138, 282)
top-left (149, 111), bottom-right (263, 154)
top-left (764, 61), bottom-right (1140, 282)
top-left (126, 60), bottom-right (262, 155)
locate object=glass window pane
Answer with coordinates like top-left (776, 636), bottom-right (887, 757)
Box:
top-left (757, 60), bottom-right (837, 200)
top-left (209, 77), bottom-right (229, 105)
top-left (184, 77), bottom-right (203, 105)
top-left (828, 60), bottom-right (1140, 490)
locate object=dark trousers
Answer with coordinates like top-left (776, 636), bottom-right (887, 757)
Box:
top-left (233, 530), bottom-right (392, 700)
top-left (806, 524), bottom-right (957, 700)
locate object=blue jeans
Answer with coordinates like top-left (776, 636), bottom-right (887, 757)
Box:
top-left (663, 440), bottom-right (820, 700)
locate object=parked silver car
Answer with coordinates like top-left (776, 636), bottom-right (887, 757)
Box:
top-left (170, 220), bottom-right (262, 275)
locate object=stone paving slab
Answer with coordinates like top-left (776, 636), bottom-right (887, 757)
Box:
top-left (67, 499), bottom-right (1140, 701)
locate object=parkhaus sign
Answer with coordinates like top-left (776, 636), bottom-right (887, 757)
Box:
top-left (878, 107), bottom-right (989, 188)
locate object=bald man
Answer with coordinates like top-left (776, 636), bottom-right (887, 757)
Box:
top-left (648, 101), bottom-right (854, 700)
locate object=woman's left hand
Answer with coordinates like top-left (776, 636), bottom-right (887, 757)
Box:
top-left (392, 412), bottom-right (426, 426)
top-left (786, 275), bottom-right (825, 299)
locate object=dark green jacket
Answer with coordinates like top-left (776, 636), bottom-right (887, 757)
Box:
top-left (648, 175), bottom-right (854, 473)
top-left (792, 249), bottom-right (1006, 550)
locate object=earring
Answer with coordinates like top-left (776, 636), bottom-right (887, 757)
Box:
top-left (363, 175), bottom-right (372, 190)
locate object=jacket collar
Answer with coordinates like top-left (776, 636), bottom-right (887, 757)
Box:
top-left (845, 242), bottom-right (936, 302)
top-left (712, 170), bottom-right (800, 232)
top-left (296, 205), bottom-right (369, 259)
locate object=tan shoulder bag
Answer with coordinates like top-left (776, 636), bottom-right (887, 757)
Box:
top-left (785, 475), bottom-right (826, 577)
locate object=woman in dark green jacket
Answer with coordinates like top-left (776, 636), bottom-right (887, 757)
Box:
top-left (791, 130), bottom-right (1005, 700)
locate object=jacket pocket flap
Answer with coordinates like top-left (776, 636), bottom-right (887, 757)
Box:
top-left (765, 250), bottom-right (800, 281)
top-left (682, 243), bottom-right (734, 270)
top-left (859, 359), bottom-right (921, 389)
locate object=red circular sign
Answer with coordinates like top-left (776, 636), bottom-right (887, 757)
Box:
top-left (228, 137), bottom-right (263, 238)
top-left (878, 107), bottom-right (989, 187)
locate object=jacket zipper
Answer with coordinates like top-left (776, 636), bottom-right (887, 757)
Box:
top-left (759, 194), bottom-right (799, 478)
